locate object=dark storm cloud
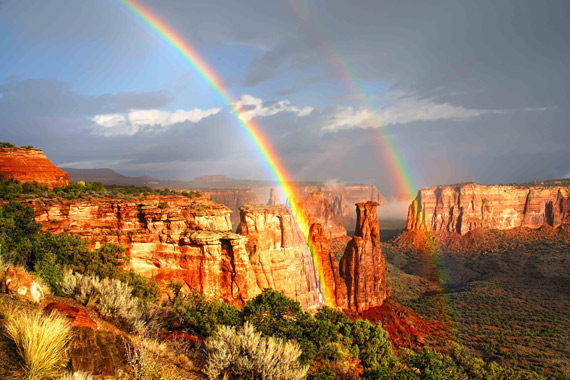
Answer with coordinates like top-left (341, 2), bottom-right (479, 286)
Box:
top-left (0, 78), bottom-right (170, 163)
top-left (236, 0), bottom-right (570, 110)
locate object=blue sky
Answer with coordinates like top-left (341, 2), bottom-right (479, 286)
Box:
top-left (1, 0), bottom-right (569, 195)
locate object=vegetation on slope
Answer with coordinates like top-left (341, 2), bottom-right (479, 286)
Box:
top-left (384, 228), bottom-right (570, 377)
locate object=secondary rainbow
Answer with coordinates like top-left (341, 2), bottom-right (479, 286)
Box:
top-left (117, 0), bottom-right (336, 305)
top-left (286, 0), bottom-right (418, 198)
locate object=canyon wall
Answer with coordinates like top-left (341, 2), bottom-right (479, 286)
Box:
top-left (299, 192), bottom-right (347, 240)
top-left (0, 148), bottom-right (69, 189)
top-left (200, 184), bottom-right (382, 233)
top-left (407, 183), bottom-right (570, 235)
top-left (237, 205), bottom-right (324, 310)
top-left (340, 202), bottom-right (389, 312)
top-left (203, 189), bottom-right (260, 228)
top-left (21, 195), bottom-right (328, 309)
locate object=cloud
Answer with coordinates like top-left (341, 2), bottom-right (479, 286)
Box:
top-left (234, 94), bottom-right (313, 120)
top-left (92, 107), bottom-right (220, 136)
top-left (323, 94), bottom-right (487, 131)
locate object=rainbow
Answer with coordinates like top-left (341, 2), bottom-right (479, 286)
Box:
top-left (286, 1), bottom-right (417, 198)
top-left (117, 0), bottom-right (336, 305)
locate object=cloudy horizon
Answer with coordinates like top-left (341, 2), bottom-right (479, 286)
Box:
top-left (1, 0), bottom-right (569, 195)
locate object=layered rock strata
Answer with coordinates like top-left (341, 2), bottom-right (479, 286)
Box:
top-left (309, 223), bottom-right (348, 310)
top-left (299, 192), bottom-right (347, 240)
top-left (24, 195), bottom-right (255, 305)
top-left (0, 147), bottom-right (69, 189)
top-left (237, 205), bottom-right (323, 310)
top-left (407, 183), bottom-right (570, 235)
top-left (203, 189), bottom-right (260, 228)
top-left (340, 202), bottom-right (389, 312)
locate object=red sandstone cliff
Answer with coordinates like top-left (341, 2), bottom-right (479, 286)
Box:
top-left (299, 192), bottom-right (347, 240)
top-left (203, 189), bottom-right (260, 229)
top-left (407, 183), bottom-right (570, 235)
top-left (0, 148), bottom-right (69, 189)
top-left (340, 202), bottom-right (389, 312)
top-left (237, 205), bottom-right (324, 310)
top-left (309, 223), bottom-right (348, 310)
top-left (298, 185), bottom-right (382, 230)
top-left (22, 195), bottom-right (258, 304)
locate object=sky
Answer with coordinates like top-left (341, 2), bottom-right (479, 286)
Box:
top-left (1, 0), bottom-right (569, 196)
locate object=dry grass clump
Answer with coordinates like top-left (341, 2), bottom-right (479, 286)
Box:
top-left (125, 335), bottom-right (182, 380)
top-left (4, 309), bottom-right (72, 380)
top-left (61, 270), bottom-right (143, 331)
top-left (57, 372), bottom-right (94, 380)
top-left (204, 322), bottom-right (308, 380)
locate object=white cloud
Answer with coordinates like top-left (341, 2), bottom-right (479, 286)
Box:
top-left (234, 94), bottom-right (313, 121)
top-left (323, 93), bottom-right (486, 131)
top-left (92, 107), bottom-right (220, 136)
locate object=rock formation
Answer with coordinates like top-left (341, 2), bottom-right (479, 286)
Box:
top-left (298, 185), bottom-right (382, 231)
top-left (1, 267), bottom-right (45, 303)
top-left (299, 192), bottom-right (347, 240)
top-left (266, 188), bottom-right (281, 206)
top-left (340, 202), bottom-right (389, 312)
top-left (203, 189), bottom-right (260, 228)
top-left (0, 147), bottom-right (69, 189)
top-left (407, 183), bottom-right (570, 235)
top-left (22, 195), bottom-right (258, 305)
top-left (309, 223), bottom-right (348, 310)
top-left (237, 205), bottom-right (323, 310)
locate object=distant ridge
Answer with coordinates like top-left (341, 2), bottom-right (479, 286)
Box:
top-left (59, 167), bottom-right (322, 189)
top-left (60, 168), bottom-right (159, 186)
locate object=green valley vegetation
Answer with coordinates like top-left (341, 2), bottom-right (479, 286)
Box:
top-left (0, 174), bottom-right (202, 200)
top-left (383, 229), bottom-right (570, 378)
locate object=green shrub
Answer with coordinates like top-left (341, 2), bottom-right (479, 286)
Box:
top-left (173, 290), bottom-right (241, 337)
top-left (204, 322), bottom-right (308, 380)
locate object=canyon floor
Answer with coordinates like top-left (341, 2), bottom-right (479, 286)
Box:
top-left (383, 226), bottom-right (570, 377)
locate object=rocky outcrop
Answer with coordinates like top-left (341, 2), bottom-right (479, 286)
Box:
top-left (237, 205), bottom-right (323, 310)
top-left (0, 147), bottom-right (69, 189)
top-left (340, 202), bottom-right (389, 312)
top-left (1, 267), bottom-right (44, 303)
top-left (300, 192), bottom-right (347, 240)
top-left (24, 195), bottom-right (258, 305)
top-left (298, 185), bottom-right (382, 231)
top-left (407, 183), bottom-right (570, 235)
top-left (266, 188), bottom-right (281, 206)
top-left (309, 223), bottom-right (348, 310)
top-left (203, 189), bottom-right (260, 228)
top-left (45, 302), bottom-right (98, 330)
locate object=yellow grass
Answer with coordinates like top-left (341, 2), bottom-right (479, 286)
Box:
top-left (4, 309), bottom-right (72, 380)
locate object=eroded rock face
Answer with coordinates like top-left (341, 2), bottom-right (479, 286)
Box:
top-left (407, 183), bottom-right (570, 235)
top-left (298, 185), bottom-right (382, 231)
top-left (1, 267), bottom-right (44, 303)
top-left (237, 205), bottom-right (323, 310)
top-left (0, 147), bottom-right (69, 189)
top-left (300, 192), bottom-right (347, 240)
top-left (309, 223), bottom-right (348, 310)
top-left (26, 195), bottom-right (256, 305)
top-left (203, 189), bottom-right (260, 229)
top-left (340, 202), bottom-right (389, 312)
top-left (45, 302), bottom-right (98, 330)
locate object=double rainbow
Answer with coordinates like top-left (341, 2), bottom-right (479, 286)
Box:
top-left (118, 0), bottom-right (336, 305)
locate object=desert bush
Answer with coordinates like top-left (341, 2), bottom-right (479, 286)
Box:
top-left (4, 309), bottom-right (72, 380)
top-left (62, 270), bottom-right (143, 331)
top-left (173, 290), bottom-right (241, 337)
top-left (204, 322), bottom-right (308, 380)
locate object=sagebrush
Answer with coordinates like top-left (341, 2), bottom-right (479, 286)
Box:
top-left (204, 322), bottom-right (308, 380)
